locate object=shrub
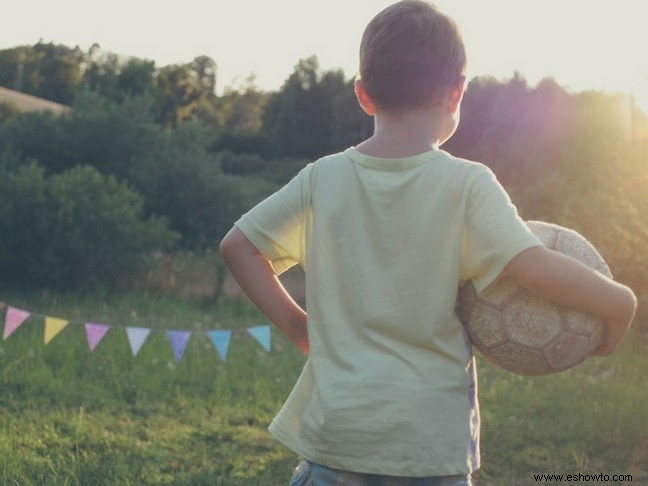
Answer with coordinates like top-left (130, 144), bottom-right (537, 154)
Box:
top-left (0, 160), bottom-right (178, 290)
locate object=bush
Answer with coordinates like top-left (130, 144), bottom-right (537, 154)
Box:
top-left (0, 160), bottom-right (178, 290)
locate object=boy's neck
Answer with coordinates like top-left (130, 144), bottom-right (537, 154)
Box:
top-left (356, 105), bottom-right (454, 159)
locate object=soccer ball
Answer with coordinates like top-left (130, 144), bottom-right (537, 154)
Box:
top-left (458, 221), bottom-right (612, 376)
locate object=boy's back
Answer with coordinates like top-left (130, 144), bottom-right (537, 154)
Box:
top-left (234, 146), bottom-right (541, 475)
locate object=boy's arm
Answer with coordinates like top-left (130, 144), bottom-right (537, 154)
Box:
top-left (502, 246), bottom-right (637, 356)
top-left (219, 227), bottom-right (309, 355)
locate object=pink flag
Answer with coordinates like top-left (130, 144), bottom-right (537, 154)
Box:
top-left (84, 323), bottom-right (110, 351)
top-left (3, 307), bottom-right (31, 340)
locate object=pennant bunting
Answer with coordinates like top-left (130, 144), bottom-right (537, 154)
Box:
top-left (44, 317), bottom-right (69, 344)
top-left (1, 301), bottom-right (276, 363)
top-left (167, 330), bottom-right (191, 362)
top-left (84, 323), bottom-right (110, 351)
top-left (3, 306), bottom-right (31, 340)
top-left (126, 327), bottom-right (151, 356)
top-left (208, 330), bottom-right (232, 362)
top-left (247, 325), bottom-right (271, 352)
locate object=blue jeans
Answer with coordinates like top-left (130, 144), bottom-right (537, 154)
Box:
top-left (289, 460), bottom-right (472, 486)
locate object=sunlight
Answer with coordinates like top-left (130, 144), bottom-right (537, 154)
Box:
top-left (632, 72), bottom-right (648, 116)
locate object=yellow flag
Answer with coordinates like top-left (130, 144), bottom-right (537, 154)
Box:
top-left (44, 317), bottom-right (69, 344)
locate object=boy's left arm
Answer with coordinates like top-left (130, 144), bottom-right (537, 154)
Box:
top-left (220, 226), bottom-right (309, 355)
top-left (502, 246), bottom-right (637, 356)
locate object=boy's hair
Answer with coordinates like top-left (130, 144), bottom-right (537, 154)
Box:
top-left (359, 0), bottom-right (466, 112)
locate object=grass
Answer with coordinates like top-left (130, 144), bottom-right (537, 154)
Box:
top-left (0, 289), bottom-right (646, 485)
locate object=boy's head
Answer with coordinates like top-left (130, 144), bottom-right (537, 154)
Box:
top-left (358, 0), bottom-right (466, 113)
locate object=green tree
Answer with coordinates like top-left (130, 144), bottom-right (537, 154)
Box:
top-left (155, 56), bottom-right (217, 127)
top-left (330, 79), bottom-right (373, 150)
top-left (262, 56), bottom-right (349, 159)
top-left (82, 44), bottom-right (121, 98)
top-left (0, 159), bottom-right (176, 290)
top-left (129, 120), bottom-right (274, 250)
top-left (0, 101), bottom-right (21, 125)
top-left (212, 75), bottom-right (268, 137)
top-left (0, 110), bottom-right (70, 173)
top-left (0, 46), bottom-right (43, 95)
top-left (64, 90), bottom-right (163, 179)
top-left (117, 57), bottom-right (156, 97)
top-left (33, 41), bottom-right (84, 104)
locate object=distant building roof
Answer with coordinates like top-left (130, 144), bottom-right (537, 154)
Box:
top-left (0, 86), bottom-right (70, 116)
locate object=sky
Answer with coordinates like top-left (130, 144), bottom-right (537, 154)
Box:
top-left (2, 0), bottom-right (648, 112)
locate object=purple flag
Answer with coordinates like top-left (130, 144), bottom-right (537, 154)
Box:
top-left (167, 330), bottom-right (191, 362)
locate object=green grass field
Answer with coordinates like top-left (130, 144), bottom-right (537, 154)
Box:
top-left (0, 290), bottom-right (646, 485)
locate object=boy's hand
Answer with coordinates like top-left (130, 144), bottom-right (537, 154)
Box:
top-left (592, 291), bottom-right (637, 357)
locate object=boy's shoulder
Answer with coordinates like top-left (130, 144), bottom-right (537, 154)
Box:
top-left (302, 148), bottom-right (497, 190)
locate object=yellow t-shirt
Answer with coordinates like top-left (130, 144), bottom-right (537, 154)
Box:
top-left (235, 147), bottom-right (540, 476)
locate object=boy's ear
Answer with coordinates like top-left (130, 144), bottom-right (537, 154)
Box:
top-left (447, 76), bottom-right (466, 114)
top-left (354, 78), bottom-right (376, 116)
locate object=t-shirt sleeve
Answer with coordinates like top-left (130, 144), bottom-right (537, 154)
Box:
top-left (234, 164), bottom-right (311, 275)
top-left (461, 167), bottom-right (542, 294)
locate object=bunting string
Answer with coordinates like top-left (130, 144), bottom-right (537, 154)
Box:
top-left (0, 302), bottom-right (272, 363)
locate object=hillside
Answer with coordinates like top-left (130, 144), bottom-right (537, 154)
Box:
top-left (0, 86), bottom-right (69, 115)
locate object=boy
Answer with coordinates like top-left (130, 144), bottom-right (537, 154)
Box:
top-left (220, 1), bottom-right (637, 484)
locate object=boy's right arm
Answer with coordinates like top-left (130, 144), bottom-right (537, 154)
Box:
top-left (220, 226), bottom-right (309, 355)
top-left (502, 246), bottom-right (637, 356)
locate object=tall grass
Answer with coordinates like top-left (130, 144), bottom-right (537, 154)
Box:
top-left (0, 289), bottom-right (646, 484)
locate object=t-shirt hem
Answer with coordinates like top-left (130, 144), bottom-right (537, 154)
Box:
top-left (268, 423), bottom-right (476, 477)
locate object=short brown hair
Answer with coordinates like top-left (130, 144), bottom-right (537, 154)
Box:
top-left (359, 0), bottom-right (466, 112)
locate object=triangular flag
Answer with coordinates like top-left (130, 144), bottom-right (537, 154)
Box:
top-left (167, 330), bottom-right (191, 362)
top-left (126, 327), bottom-right (151, 356)
top-left (247, 325), bottom-right (271, 352)
top-left (208, 330), bottom-right (232, 362)
top-left (84, 323), bottom-right (110, 351)
top-left (44, 317), bottom-right (69, 344)
top-left (3, 306), bottom-right (31, 340)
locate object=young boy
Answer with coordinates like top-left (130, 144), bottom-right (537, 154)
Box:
top-left (220, 1), bottom-right (637, 484)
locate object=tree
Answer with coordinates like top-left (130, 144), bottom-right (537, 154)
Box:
top-left (82, 44), bottom-right (121, 98)
top-left (0, 46), bottom-right (40, 93)
top-left (0, 110), bottom-right (70, 173)
top-left (155, 56), bottom-right (217, 127)
top-left (129, 120), bottom-right (274, 250)
top-left (0, 159), bottom-right (177, 290)
top-left (212, 75), bottom-right (268, 137)
top-left (117, 58), bottom-right (156, 96)
top-left (330, 79), bottom-right (373, 150)
top-left (262, 56), bottom-right (349, 159)
top-left (64, 90), bottom-right (163, 179)
top-left (32, 41), bottom-right (84, 104)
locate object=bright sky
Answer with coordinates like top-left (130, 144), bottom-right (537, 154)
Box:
top-left (3, 0), bottom-right (647, 112)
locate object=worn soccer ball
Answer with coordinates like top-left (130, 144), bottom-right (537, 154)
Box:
top-left (458, 221), bottom-right (612, 376)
